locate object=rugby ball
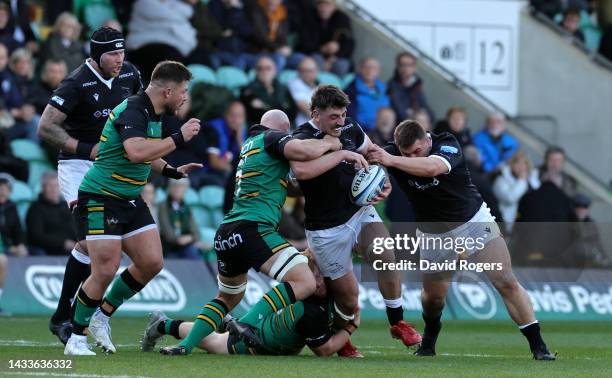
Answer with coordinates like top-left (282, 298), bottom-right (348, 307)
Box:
top-left (350, 165), bottom-right (387, 206)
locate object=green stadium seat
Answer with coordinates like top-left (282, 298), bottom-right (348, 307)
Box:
top-left (199, 226), bottom-right (217, 246)
top-left (10, 180), bottom-right (33, 203)
top-left (184, 188), bottom-right (200, 206)
top-left (16, 202), bottom-right (30, 229)
top-left (27, 161), bottom-right (54, 191)
top-left (155, 187), bottom-right (167, 204)
top-left (317, 71), bottom-right (342, 87)
top-left (10, 139), bottom-right (47, 162)
top-left (216, 66), bottom-right (249, 93)
top-left (342, 73), bottom-right (355, 89)
top-left (80, 0), bottom-right (116, 33)
top-left (191, 206), bottom-right (212, 228)
top-left (279, 69), bottom-right (298, 85)
top-left (199, 185), bottom-right (224, 210)
top-left (187, 64), bottom-right (217, 86)
top-left (247, 68), bottom-right (256, 81)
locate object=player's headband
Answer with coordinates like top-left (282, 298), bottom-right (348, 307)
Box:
top-left (90, 37), bottom-right (125, 66)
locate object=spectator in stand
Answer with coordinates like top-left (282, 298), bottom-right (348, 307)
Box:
top-left (367, 107), bottom-right (396, 146)
top-left (288, 56), bottom-right (318, 126)
top-left (158, 177), bottom-right (201, 259)
top-left (30, 59), bottom-right (68, 115)
top-left (26, 172), bottom-right (77, 256)
top-left (462, 146), bottom-right (503, 224)
top-left (5, 0), bottom-right (38, 54)
top-left (413, 108), bottom-right (432, 132)
top-left (346, 57), bottom-right (390, 131)
top-left (387, 51), bottom-right (434, 123)
top-left (493, 150), bottom-right (540, 233)
top-left (39, 12), bottom-right (85, 73)
top-left (0, 175), bottom-right (27, 256)
top-left (127, 0), bottom-right (196, 84)
top-left (473, 112), bottom-right (519, 173)
top-left (539, 146), bottom-right (577, 197)
top-left (568, 193), bottom-right (610, 268)
top-left (293, 0), bottom-right (354, 77)
top-left (9, 48), bottom-right (39, 126)
top-left (0, 126), bottom-right (27, 182)
top-left (208, 0), bottom-right (256, 70)
top-left (187, 0), bottom-right (223, 67)
top-left (0, 43), bottom-right (37, 142)
top-left (249, 0), bottom-right (291, 71)
top-left (240, 56), bottom-right (296, 125)
top-left (141, 182), bottom-right (158, 224)
top-left (434, 106), bottom-right (473, 148)
top-left (560, 7), bottom-right (586, 42)
top-left (0, 3), bottom-right (18, 53)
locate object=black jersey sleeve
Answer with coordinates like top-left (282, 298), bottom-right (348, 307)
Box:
top-left (348, 119), bottom-right (367, 152)
top-left (430, 133), bottom-right (462, 173)
top-left (295, 299), bottom-right (333, 348)
top-left (383, 141), bottom-right (401, 156)
top-left (263, 130), bottom-right (294, 160)
top-left (291, 123), bottom-right (315, 141)
top-left (48, 76), bottom-right (79, 115)
top-left (114, 105), bottom-right (148, 141)
top-left (201, 125), bottom-right (221, 155)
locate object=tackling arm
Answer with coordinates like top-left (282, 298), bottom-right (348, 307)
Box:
top-left (283, 135), bottom-right (341, 161)
top-left (38, 105), bottom-right (82, 155)
top-left (290, 150), bottom-right (368, 180)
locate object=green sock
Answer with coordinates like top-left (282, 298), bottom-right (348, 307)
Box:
top-left (178, 299), bottom-right (228, 352)
top-left (73, 288), bottom-right (101, 336)
top-left (101, 269), bottom-right (144, 316)
top-left (240, 282), bottom-right (296, 325)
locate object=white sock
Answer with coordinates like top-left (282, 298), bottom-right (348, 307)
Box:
top-left (384, 297), bottom-right (403, 308)
top-left (518, 320), bottom-right (539, 330)
top-left (71, 333), bottom-right (87, 341)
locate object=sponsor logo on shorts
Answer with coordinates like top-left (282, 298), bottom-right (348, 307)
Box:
top-left (214, 232), bottom-right (244, 251)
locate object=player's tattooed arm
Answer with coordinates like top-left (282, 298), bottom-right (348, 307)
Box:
top-left (38, 105), bottom-right (77, 152)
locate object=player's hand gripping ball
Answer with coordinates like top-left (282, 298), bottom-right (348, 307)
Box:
top-left (350, 164), bottom-right (387, 206)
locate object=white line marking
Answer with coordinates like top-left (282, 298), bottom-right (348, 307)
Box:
top-left (5, 373), bottom-right (149, 378)
top-left (0, 340), bottom-right (138, 348)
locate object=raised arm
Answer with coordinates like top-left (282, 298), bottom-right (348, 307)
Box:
top-left (283, 134), bottom-right (342, 161)
top-left (291, 150), bottom-right (368, 180)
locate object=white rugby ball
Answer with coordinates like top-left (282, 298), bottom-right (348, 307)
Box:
top-left (350, 165), bottom-right (387, 206)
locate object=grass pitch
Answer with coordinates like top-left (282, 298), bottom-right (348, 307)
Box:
top-left (0, 317), bottom-right (610, 377)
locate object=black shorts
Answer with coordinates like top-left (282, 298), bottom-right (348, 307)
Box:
top-left (77, 191), bottom-right (156, 241)
top-left (215, 220), bottom-right (290, 277)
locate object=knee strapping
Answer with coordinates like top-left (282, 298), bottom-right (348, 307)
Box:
top-left (268, 247), bottom-right (308, 282)
top-left (217, 276), bottom-right (247, 295)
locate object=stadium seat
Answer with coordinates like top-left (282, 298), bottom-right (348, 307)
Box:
top-left (79, 0), bottom-right (116, 33)
top-left (199, 226), bottom-right (217, 246)
top-left (10, 180), bottom-right (33, 203)
top-left (317, 71), bottom-right (342, 87)
top-left (184, 188), bottom-right (200, 206)
top-left (191, 206), bottom-right (212, 228)
top-left (10, 139), bottom-right (47, 162)
top-left (199, 185), bottom-right (224, 210)
top-left (27, 161), bottom-right (54, 191)
top-left (155, 187), bottom-right (167, 204)
top-left (187, 64), bottom-right (218, 86)
top-left (279, 69), bottom-right (298, 85)
top-left (342, 73), bottom-right (355, 89)
top-left (216, 66), bottom-right (249, 94)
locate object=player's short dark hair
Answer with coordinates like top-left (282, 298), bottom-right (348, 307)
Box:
top-left (150, 61), bottom-right (192, 85)
top-left (310, 85), bottom-right (350, 112)
top-left (394, 119), bottom-right (427, 148)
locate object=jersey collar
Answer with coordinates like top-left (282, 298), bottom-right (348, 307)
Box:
top-left (85, 59), bottom-right (114, 90)
top-left (307, 119), bottom-right (320, 130)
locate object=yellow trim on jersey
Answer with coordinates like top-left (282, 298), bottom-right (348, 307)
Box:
top-left (242, 148), bottom-right (261, 158)
top-left (260, 230), bottom-right (274, 237)
top-left (88, 229), bottom-right (104, 235)
top-left (289, 305), bottom-right (295, 321)
top-left (111, 173), bottom-right (147, 186)
top-left (263, 294), bottom-right (277, 312)
top-left (197, 314), bottom-right (217, 330)
top-left (241, 171), bottom-right (262, 179)
top-left (279, 178), bottom-right (288, 188)
top-left (281, 310), bottom-right (289, 330)
top-left (87, 206), bottom-right (104, 212)
top-left (239, 191), bottom-right (260, 199)
top-left (204, 304), bottom-right (224, 320)
top-left (109, 112), bottom-right (115, 121)
top-left (100, 135), bottom-right (108, 142)
top-left (272, 242), bottom-right (290, 253)
top-left (100, 188), bottom-right (124, 199)
top-left (77, 295), bottom-right (87, 306)
top-left (273, 286), bottom-right (287, 308)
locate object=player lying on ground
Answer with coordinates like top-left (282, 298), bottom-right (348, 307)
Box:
top-left (367, 120), bottom-right (556, 360)
top-left (37, 26), bottom-right (142, 345)
top-left (159, 109), bottom-right (369, 356)
top-left (64, 61), bottom-right (202, 356)
top-left (289, 85), bottom-right (421, 357)
top-left (144, 251), bottom-right (359, 356)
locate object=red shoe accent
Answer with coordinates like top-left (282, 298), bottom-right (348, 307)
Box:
top-left (337, 340), bottom-right (364, 358)
top-left (390, 320), bottom-right (422, 347)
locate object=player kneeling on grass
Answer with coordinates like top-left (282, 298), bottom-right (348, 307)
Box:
top-left (159, 109), bottom-right (368, 356)
top-left (64, 61), bottom-right (202, 356)
top-left (367, 120), bottom-right (555, 360)
top-left (144, 250), bottom-right (359, 356)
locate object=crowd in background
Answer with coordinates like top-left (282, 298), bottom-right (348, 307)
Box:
top-left (0, 0), bottom-right (609, 274)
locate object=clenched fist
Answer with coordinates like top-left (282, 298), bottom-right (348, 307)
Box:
top-left (180, 118), bottom-right (201, 142)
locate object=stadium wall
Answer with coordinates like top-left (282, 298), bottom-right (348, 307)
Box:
top-left (4, 257), bottom-right (612, 321)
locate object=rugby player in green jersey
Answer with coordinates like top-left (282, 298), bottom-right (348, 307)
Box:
top-left (64, 61), bottom-right (202, 356)
top-left (145, 251), bottom-right (359, 357)
top-left (160, 109), bottom-right (369, 356)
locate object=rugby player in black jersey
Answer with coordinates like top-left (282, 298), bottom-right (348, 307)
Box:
top-left (37, 27), bottom-right (142, 345)
top-left (367, 120), bottom-right (555, 360)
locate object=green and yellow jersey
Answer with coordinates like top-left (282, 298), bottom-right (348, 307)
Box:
top-left (80, 92), bottom-right (161, 200)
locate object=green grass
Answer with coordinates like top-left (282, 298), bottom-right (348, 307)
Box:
top-left (0, 317), bottom-right (610, 377)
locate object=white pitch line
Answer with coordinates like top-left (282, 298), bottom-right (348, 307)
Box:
top-left (0, 340), bottom-right (139, 348)
top-left (5, 372), bottom-right (149, 378)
